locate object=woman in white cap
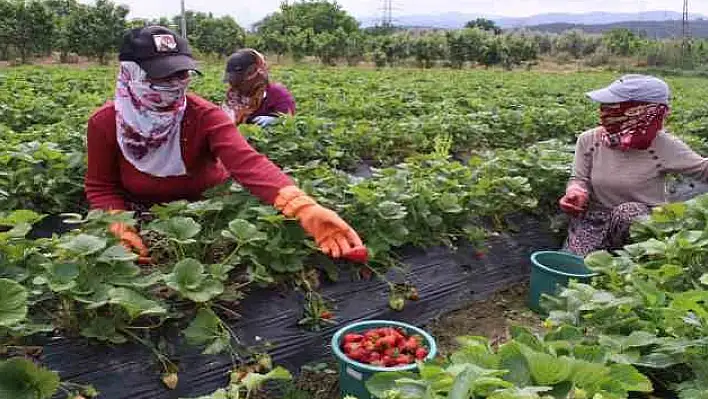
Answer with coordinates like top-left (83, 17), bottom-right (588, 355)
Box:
top-left (559, 74), bottom-right (708, 257)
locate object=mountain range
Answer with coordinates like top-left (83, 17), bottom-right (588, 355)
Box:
top-left (358, 11), bottom-right (706, 30)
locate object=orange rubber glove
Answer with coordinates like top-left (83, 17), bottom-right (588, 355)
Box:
top-left (274, 186), bottom-right (367, 261)
top-left (107, 211), bottom-right (152, 265)
top-left (559, 183), bottom-right (589, 216)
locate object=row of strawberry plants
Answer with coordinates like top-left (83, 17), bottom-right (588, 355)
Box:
top-left (542, 194), bottom-right (708, 398)
top-left (0, 142), bottom-right (566, 396)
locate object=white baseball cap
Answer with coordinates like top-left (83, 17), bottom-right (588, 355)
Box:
top-left (586, 74), bottom-right (670, 105)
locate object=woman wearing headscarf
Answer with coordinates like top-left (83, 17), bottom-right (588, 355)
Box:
top-left (222, 49), bottom-right (296, 127)
top-left (85, 26), bottom-right (366, 263)
top-left (560, 74), bottom-right (708, 257)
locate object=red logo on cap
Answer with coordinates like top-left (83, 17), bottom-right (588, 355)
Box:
top-left (153, 34), bottom-right (178, 53)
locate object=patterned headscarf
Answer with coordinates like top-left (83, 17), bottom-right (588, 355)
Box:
top-left (115, 61), bottom-right (190, 177)
top-left (223, 50), bottom-right (269, 125)
top-left (599, 101), bottom-right (669, 151)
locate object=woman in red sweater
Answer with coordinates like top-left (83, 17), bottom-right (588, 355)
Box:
top-left (85, 26), bottom-right (366, 263)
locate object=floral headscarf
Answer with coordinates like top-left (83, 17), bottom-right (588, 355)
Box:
top-left (223, 50), bottom-right (269, 125)
top-left (115, 61), bottom-right (190, 177)
top-left (600, 101), bottom-right (669, 151)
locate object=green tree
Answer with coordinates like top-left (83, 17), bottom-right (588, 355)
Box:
top-left (465, 18), bottom-right (502, 35)
top-left (66, 0), bottom-right (128, 64)
top-left (603, 28), bottom-right (643, 56)
top-left (411, 32), bottom-right (447, 68)
top-left (45, 0), bottom-right (81, 61)
top-left (446, 28), bottom-right (488, 68)
top-left (313, 28), bottom-right (348, 65)
top-left (254, 0), bottom-right (359, 36)
top-left (6, 0), bottom-right (55, 63)
top-left (190, 13), bottom-right (245, 56)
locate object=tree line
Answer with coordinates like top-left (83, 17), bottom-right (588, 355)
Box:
top-left (2, 0), bottom-right (707, 71)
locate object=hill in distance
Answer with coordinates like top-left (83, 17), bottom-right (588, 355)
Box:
top-left (358, 10), bottom-right (706, 30)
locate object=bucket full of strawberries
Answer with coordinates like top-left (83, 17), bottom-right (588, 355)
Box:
top-left (331, 320), bottom-right (437, 399)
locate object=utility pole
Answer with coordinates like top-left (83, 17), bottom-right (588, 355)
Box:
top-left (381, 0), bottom-right (393, 28)
top-left (180, 0), bottom-right (187, 38)
top-left (682, 0), bottom-right (690, 65)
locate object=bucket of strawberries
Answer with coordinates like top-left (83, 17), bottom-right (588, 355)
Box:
top-left (331, 320), bottom-right (437, 399)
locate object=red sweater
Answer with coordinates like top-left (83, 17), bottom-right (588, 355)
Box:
top-left (85, 94), bottom-right (293, 210)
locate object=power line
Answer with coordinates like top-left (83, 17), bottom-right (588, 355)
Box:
top-left (381, 0), bottom-right (393, 28)
top-left (682, 0), bottom-right (690, 41)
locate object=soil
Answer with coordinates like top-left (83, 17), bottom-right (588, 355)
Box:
top-left (255, 282), bottom-right (542, 399)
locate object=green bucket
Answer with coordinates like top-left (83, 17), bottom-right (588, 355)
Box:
top-left (331, 320), bottom-right (437, 399)
top-left (528, 251), bottom-right (599, 313)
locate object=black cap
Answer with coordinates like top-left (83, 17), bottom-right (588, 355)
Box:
top-left (119, 26), bottom-right (200, 79)
top-left (225, 49), bottom-right (258, 73)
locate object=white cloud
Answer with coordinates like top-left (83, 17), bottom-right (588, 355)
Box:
top-left (87, 0), bottom-right (708, 27)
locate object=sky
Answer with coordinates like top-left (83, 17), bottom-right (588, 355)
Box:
top-left (92, 0), bottom-right (708, 27)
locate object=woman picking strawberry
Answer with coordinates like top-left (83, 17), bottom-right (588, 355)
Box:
top-left (222, 48), bottom-right (296, 127)
top-left (560, 74), bottom-right (708, 257)
top-left (84, 26), bottom-right (366, 263)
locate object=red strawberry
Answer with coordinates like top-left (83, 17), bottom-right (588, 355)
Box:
top-left (344, 246), bottom-right (369, 263)
top-left (359, 266), bottom-right (373, 280)
top-left (376, 335), bottom-right (397, 349)
top-left (343, 334), bottom-right (364, 343)
top-left (396, 355), bottom-right (412, 365)
top-left (369, 352), bottom-right (381, 362)
top-left (382, 355), bottom-right (396, 367)
top-left (404, 338), bottom-right (419, 352)
top-left (348, 348), bottom-right (367, 362)
top-left (474, 251), bottom-right (486, 260)
top-left (343, 342), bottom-right (360, 353)
top-left (415, 347), bottom-right (429, 360)
top-left (320, 311), bottom-right (334, 320)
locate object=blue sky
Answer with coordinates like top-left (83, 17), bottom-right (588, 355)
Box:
top-left (93, 0), bottom-right (708, 27)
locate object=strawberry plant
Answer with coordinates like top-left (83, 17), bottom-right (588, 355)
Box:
top-left (543, 194), bottom-right (708, 397)
top-left (366, 326), bottom-right (652, 399)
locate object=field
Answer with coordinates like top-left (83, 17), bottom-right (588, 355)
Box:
top-left (0, 63), bottom-right (707, 399)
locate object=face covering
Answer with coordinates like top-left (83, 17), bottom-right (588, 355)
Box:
top-left (223, 50), bottom-right (269, 125)
top-left (599, 101), bottom-right (669, 151)
top-left (115, 61), bottom-right (190, 177)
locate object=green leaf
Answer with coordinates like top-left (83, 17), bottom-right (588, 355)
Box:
top-left (624, 331), bottom-right (661, 348)
top-left (80, 317), bottom-right (128, 344)
top-left (470, 377), bottom-right (514, 397)
top-left (449, 366), bottom-right (478, 399)
top-left (571, 345), bottom-right (608, 364)
top-left (498, 341), bottom-right (532, 386)
top-left (183, 309), bottom-right (231, 355)
top-left (151, 217), bottom-right (201, 242)
top-left (222, 219), bottom-right (267, 244)
top-left (0, 357), bottom-right (60, 399)
top-left (607, 364), bottom-right (652, 392)
top-left (584, 251), bottom-right (615, 271)
top-left (367, 372), bottom-right (417, 398)
top-left (700, 273), bottom-right (708, 286)
top-left (98, 245), bottom-right (138, 263)
top-left (108, 288), bottom-right (167, 319)
top-left (543, 325), bottom-right (584, 342)
top-left (165, 259), bottom-right (225, 303)
top-left (59, 234), bottom-right (107, 256)
top-left (570, 359), bottom-right (610, 390)
top-left (46, 262), bottom-right (80, 292)
top-left (0, 278), bottom-right (28, 327)
top-left (521, 348), bottom-right (573, 385)
top-left (241, 366), bottom-right (292, 392)
top-left (208, 263), bottom-right (235, 282)
top-left (172, 259), bottom-right (206, 290)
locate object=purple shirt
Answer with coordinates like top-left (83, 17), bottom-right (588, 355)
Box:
top-left (247, 83), bottom-right (296, 122)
